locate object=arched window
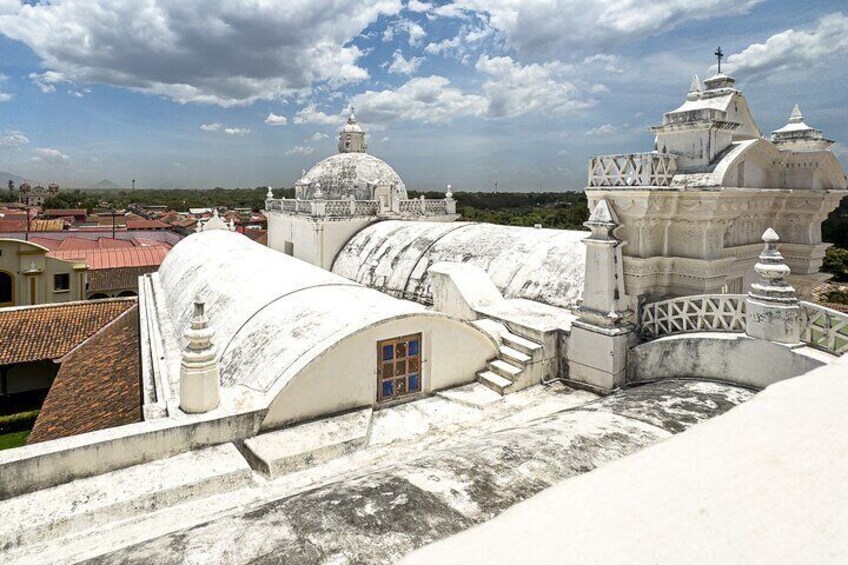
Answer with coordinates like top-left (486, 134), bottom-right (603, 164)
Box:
top-left (0, 272), bottom-right (13, 305)
top-left (117, 290), bottom-right (138, 297)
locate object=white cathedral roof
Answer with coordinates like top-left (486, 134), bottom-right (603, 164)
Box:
top-left (332, 220), bottom-right (587, 308)
top-left (157, 230), bottom-right (425, 395)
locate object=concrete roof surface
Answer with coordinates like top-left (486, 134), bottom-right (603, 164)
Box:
top-left (403, 360), bottom-right (848, 565)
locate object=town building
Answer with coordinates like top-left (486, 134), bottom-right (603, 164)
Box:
top-left (18, 182), bottom-right (59, 207)
top-left (0, 238), bottom-right (87, 307)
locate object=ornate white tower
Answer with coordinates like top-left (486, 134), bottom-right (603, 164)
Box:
top-left (338, 108), bottom-right (367, 154)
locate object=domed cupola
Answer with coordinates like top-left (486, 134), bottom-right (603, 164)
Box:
top-left (338, 108), bottom-right (367, 153)
top-left (294, 109), bottom-right (407, 201)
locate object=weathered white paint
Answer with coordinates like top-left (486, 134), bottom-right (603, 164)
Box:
top-left (428, 261), bottom-right (504, 321)
top-left (332, 220), bottom-right (587, 308)
top-left (263, 314), bottom-right (497, 429)
top-left (627, 332), bottom-right (828, 389)
top-left (402, 356), bottom-right (848, 565)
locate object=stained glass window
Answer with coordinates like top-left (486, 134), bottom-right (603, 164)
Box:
top-left (377, 333), bottom-right (422, 402)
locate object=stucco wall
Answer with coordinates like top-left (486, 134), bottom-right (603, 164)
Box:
top-left (262, 315), bottom-right (497, 429)
top-left (267, 213), bottom-right (376, 270)
top-left (0, 239), bottom-right (86, 306)
top-left (628, 333), bottom-right (828, 389)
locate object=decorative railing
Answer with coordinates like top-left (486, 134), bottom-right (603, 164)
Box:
top-left (266, 197), bottom-right (452, 217)
top-left (588, 152), bottom-right (678, 188)
top-left (800, 302), bottom-right (848, 356)
top-left (640, 294), bottom-right (747, 339)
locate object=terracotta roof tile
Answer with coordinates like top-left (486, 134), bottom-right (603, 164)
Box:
top-left (126, 218), bottom-right (169, 230)
top-left (87, 266), bottom-right (158, 292)
top-left (48, 246), bottom-right (169, 269)
top-left (0, 299), bottom-right (135, 365)
top-left (27, 306), bottom-right (141, 444)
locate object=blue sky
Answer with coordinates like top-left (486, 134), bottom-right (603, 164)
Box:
top-left (0, 0), bottom-right (845, 191)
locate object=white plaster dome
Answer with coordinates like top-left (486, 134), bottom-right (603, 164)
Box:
top-left (296, 152), bottom-right (408, 201)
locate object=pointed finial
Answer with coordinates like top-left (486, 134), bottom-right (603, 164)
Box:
top-left (445, 184), bottom-right (453, 199)
top-left (266, 186), bottom-right (273, 199)
top-left (313, 181), bottom-right (324, 199)
top-left (687, 74), bottom-right (702, 100)
top-left (212, 209), bottom-right (219, 218)
top-left (789, 104), bottom-right (803, 124)
top-left (348, 105), bottom-right (356, 123)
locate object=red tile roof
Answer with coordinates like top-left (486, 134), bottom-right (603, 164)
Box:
top-left (48, 246), bottom-right (169, 269)
top-left (43, 209), bottom-right (87, 217)
top-left (126, 218), bottom-right (169, 230)
top-left (87, 266), bottom-right (158, 292)
top-left (0, 218), bottom-right (27, 232)
top-left (0, 299), bottom-right (136, 366)
top-left (27, 306), bottom-right (141, 444)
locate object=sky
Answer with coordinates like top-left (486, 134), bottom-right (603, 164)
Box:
top-left (0, 0), bottom-right (845, 191)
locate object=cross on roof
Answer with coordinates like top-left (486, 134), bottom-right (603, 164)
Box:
top-left (715, 46), bottom-right (724, 74)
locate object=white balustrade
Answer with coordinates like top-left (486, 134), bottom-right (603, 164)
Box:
top-left (799, 302), bottom-right (848, 356)
top-left (588, 152), bottom-right (678, 187)
top-left (640, 294), bottom-right (747, 339)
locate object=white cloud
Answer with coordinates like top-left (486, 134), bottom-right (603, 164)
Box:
top-left (351, 75), bottom-right (486, 124)
top-left (33, 147), bottom-right (70, 163)
top-left (0, 129), bottom-right (28, 147)
top-left (0, 91), bottom-right (11, 102)
top-left (425, 23), bottom-right (491, 57)
top-left (585, 123), bottom-right (617, 136)
top-left (384, 18), bottom-right (427, 47)
top-left (452, 0), bottom-right (763, 56)
top-left (308, 132), bottom-right (330, 142)
top-left (724, 12), bottom-right (848, 78)
top-left (387, 50), bottom-right (424, 75)
top-left (406, 1), bottom-right (431, 13)
top-left (0, 1), bottom-right (402, 106)
top-left (294, 103), bottom-right (343, 125)
top-left (476, 55), bottom-right (595, 118)
top-left (265, 113), bottom-right (288, 126)
top-left (224, 127), bottom-right (251, 136)
top-left (28, 70), bottom-right (66, 93)
top-left (285, 145), bottom-right (315, 156)
top-left (200, 123), bottom-right (222, 132)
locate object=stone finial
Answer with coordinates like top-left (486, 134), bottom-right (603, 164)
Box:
top-left (266, 186), bottom-right (274, 199)
top-left (228, 218), bottom-right (236, 231)
top-left (686, 74), bottom-right (702, 101)
top-left (749, 228), bottom-right (797, 303)
top-left (746, 228), bottom-right (801, 344)
top-left (313, 181), bottom-right (324, 199)
top-left (179, 299), bottom-right (220, 413)
top-left (445, 184), bottom-right (453, 199)
top-left (194, 219), bottom-right (202, 233)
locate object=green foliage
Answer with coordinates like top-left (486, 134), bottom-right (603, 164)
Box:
top-left (822, 247), bottom-right (848, 282)
top-left (823, 196), bottom-right (848, 249)
top-left (43, 186), bottom-right (296, 213)
top-left (825, 289), bottom-right (848, 305)
top-left (0, 431), bottom-right (30, 450)
top-left (408, 190), bottom-right (590, 231)
top-left (0, 410), bottom-right (39, 434)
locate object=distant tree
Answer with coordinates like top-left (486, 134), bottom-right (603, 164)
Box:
top-left (822, 247), bottom-right (848, 282)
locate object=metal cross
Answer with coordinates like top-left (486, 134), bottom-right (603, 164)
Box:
top-left (715, 46), bottom-right (724, 74)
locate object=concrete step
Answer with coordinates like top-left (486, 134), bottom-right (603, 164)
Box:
top-left (0, 443), bottom-right (253, 552)
top-left (242, 408), bottom-right (372, 478)
top-left (477, 370), bottom-right (513, 395)
top-left (499, 345), bottom-right (531, 365)
top-left (488, 358), bottom-right (523, 380)
top-left (502, 331), bottom-right (542, 356)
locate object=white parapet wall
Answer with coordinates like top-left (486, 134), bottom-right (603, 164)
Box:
top-left (627, 332), bottom-right (830, 389)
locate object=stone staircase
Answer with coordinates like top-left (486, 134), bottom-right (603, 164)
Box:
top-left (474, 320), bottom-right (543, 395)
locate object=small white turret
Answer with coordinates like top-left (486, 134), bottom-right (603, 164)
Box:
top-left (771, 104), bottom-right (834, 152)
top-left (179, 299), bottom-right (221, 413)
top-left (746, 229), bottom-right (801, 344)
top-left (338, 107), bottom-right (367, 154)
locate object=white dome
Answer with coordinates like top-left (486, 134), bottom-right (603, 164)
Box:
top-left (296, 152), bottom-right (407, 201)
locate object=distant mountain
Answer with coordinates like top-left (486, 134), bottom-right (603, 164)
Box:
top-left (90, 179), bottom-right (123, 189)
top-left (0, 172), bottom-right (28, 187)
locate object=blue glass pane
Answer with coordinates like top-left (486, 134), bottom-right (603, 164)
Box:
top-left (408, 339), bottom-right (419, 356)
top-left (382, 344), bottom-right (394, 361)
top-left (382, 380), bottom-right (394, 398)
top-left (408, 373), bottom-right (420, 392)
